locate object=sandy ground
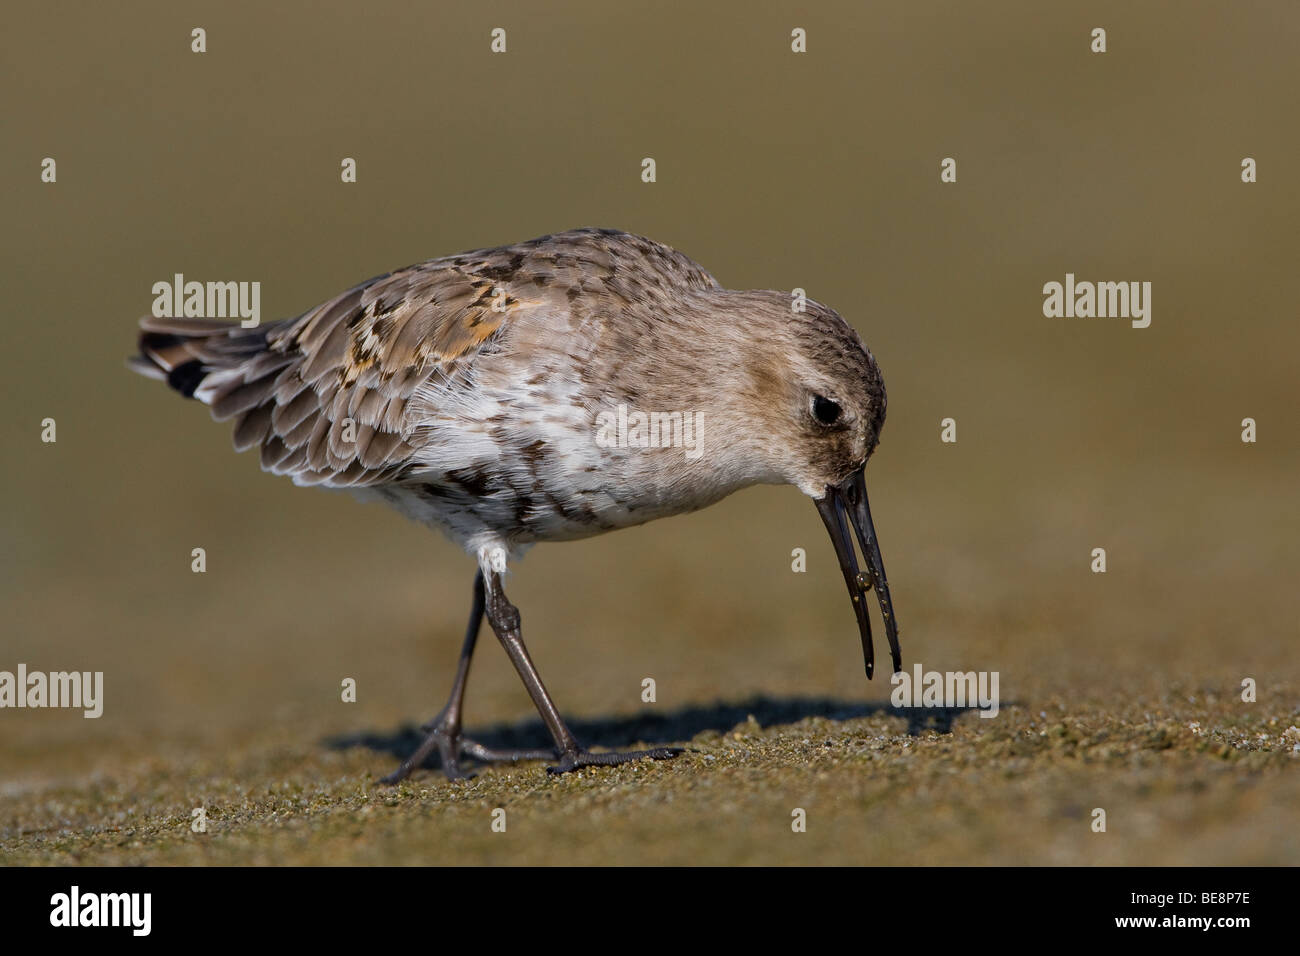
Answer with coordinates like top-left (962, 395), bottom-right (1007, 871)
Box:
top-left (5, 696), bottom-right (1299, 866)
top-left (3, 1), bottom-right (1298, 865)
top-left (3, 464), bottom-right (1298, 865)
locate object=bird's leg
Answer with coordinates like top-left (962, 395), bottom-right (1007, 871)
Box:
top-left (381, 571), bottom-right (486, 783)
top-left (381, 571), bottom-right (555, 784)
top-left (482, 570), bottom-right (682, 775)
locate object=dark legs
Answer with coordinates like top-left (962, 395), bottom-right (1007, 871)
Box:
top-left (382, 567), bottom-right (680, 783)
top-left (480, 570), bottom-right (681, 776)
top-left (381, 572), bottom-right (556, 783)
top-left (381, 570), bottom-right (486, 782)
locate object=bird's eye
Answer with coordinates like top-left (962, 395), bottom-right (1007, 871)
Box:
top-left (811, 395), bottom-right (842, 425)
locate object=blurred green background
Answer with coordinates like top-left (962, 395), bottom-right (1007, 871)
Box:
top-left (2, 1), bottom-right (1297, 865)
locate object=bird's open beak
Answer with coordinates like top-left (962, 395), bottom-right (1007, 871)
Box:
top-left (814, 468), bottom-right (902, 679)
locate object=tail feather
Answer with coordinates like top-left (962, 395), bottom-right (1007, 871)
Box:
top-left (126, 284), bottom-right (418, 489)
top-left (126, 353), bottom-right (167, 382)
top-left (129, 316), bottom-right (285, 406)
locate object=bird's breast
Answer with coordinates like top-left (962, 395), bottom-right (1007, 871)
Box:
top-left (401, 379), bottom-right (739, 545)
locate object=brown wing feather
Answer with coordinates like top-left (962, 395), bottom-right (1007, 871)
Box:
top-left (231, 262), bottom-right (522, 487)
top-left (133, 228), bottom-right (721, 489)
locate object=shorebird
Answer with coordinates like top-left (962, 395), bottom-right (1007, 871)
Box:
top-left (130, 228), bottom-right (901, 779)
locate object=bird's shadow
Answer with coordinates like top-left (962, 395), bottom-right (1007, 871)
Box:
top-left (326, 695), bottom-right (989, 771)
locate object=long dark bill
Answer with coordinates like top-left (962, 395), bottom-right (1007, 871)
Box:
top-left (813, 468), bottom-right (902, 680)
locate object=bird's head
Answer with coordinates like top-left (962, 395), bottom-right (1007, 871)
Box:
top-left (726, 293), bottom-right (901, 680)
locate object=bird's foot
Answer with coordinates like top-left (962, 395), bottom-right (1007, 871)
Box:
top-left (459, 739), bottom-right (557, 765)
top-left (382, 715), bottom-right (558, 784)
top-left (547, 747), bottom-right (684, 775)
top-left (381, 716), bottom-right (468, 784)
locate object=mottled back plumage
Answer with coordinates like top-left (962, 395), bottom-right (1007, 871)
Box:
top-left (134, 229), bottom-right (716, 488)
top-left (132, 227), bottom-right (885, 558)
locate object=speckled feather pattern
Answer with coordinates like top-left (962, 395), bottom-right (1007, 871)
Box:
top-left (133, 228), bottom-right (886, 562)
